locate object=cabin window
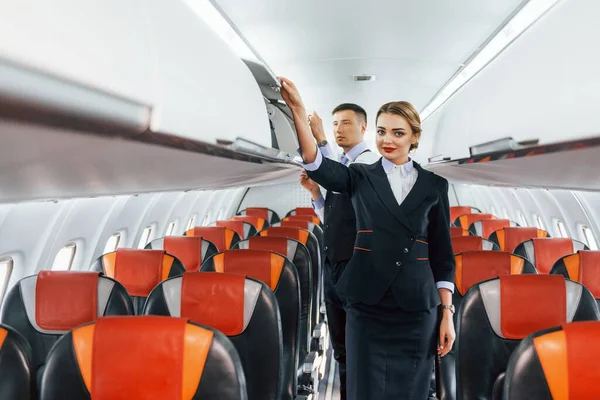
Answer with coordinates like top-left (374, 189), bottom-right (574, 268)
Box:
top-left (202, 212), bottom-right (212, 226)
top-left (104, 233), bottom-right (121, 253)
top-left (555, 220), bottom-right (568, 238)
top-left (503, 209), bottom-right (510, 220)
top-left (166, 221), bottom-right (176, 236)
top-left (217, 208), bottom-right (225, 221)
top-left (490, 206), bottom-right (498, 217)
top-left (186, 215), bottom-right (197, 231)
top-left (582, 226), bottom-right (598, 250)
top-left (534, 214), bottom-right (545, 230)
top-left (52, 243), bottom-right (77, 271)
top-left (0, 257), bottom-right (14, 301)
top-left (519, 213), bottom-right (528, 227)
top-left (137, 226), bottom-right (153, 249)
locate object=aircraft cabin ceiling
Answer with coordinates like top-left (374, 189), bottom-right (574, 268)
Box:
top-left (214, 0), bottom-right (525, 126)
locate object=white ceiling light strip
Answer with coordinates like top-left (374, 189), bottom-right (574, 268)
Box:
top-left (420, 0), bottom-right (562, 121)
top-left (183, 0), bottom-right (278, 81)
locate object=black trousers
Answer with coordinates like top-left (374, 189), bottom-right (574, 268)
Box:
top-left (324, 258), bottom-right (348, 400)
top-left (345, 289), bottom-right (437, 400)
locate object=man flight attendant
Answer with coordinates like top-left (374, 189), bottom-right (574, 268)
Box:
top-left (299, 104), bottom-right (379, 400)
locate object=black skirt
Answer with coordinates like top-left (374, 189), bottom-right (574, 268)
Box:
top-left (345, 290), bottom-right (437, 400)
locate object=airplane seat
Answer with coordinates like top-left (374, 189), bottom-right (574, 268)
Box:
top-left (285, 207), bottom-right (320, 221)
top-left (456, 274), bottom-right (599, 400)
top-left (212, 220), bottom-right (257, 240)
top-left (185, 226), bottom-right (241, 252)
top-left (146, 236), bottom-right (218, 272)
top-left (90, 249), bottom-right (185, 314)
top-left (237, 207), bottom-right (281, 225)
top-left (453, 213), bottom-right (496, 229)
top-left (513, 238), bottom-right (589, 274)
top-left (551, 250), bottom-right (600, 308)
top-left (488, 227), bottom-right (549, 252)
top-left (234, 236), bottom-right (313, 362)
top-left (260, 227), bottom-right (324, 326)
top-left (40, 316), bottom-right (247, 400)
top-left (0, 324), bottom-right (33, 400)
top-left (283, 215), bottom-right (323, 231)
top-left (144, 273), bottom-right (283, 400)
top-left (437, 251), bottom-right (536, 400)
top-left (451, 235), bottom-right (499, 254)
top-left (277, 220), bottom-right (325, 256)
top-left (503, 321), bottom-right (600, 400)
top-left (469, 219), bottom-right (518, 239)
top-left (450, 227), bottom-right (471, 237)
top-left (0, 271), bottom-right (133, 391)
top-left (200, 250), bottom-right (303, 399)
top-left (449, 206), bottom-right (481, 223)
top-left (230, 215), bottom-right (269, 232)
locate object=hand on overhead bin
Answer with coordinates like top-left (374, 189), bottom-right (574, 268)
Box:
top-left (280, 76), bottom-right (305, 112)
top-left (308, 111), bottom-right (326, 143)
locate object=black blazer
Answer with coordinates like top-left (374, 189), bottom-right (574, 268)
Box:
top-left (306, 155), bottom-right (455, 311)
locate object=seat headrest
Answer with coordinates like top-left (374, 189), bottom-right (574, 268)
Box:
top-left (70, 316), bottom-right (214, 399)
top-left (554, 250), bottom-right (600, 298)
top-left (471, 219), bottom-right (513, 239)
top-left (14, 271), bottom-right (125, 334)
top-left (493, 227), bottom-right (549, 252)
top-left (243, 207), bottom-right (270, 222)
top-left (450, 206), bottom-right (477, 222)
top-left (157, 273), bottom-right (263, 336)
top-left (149, 236), bottom-right (213, 272)
top-left (450, 227), bottom-right (471, 237)
top-left (526, 321), bottom-right (600, 399)
top-left (455, 251), bottom-right (535, 296)
top-left (455, 213), bottom-right (496, 229)
top-left (452, 236), bottom-right (498, 254)
top-left (260, 227), bottom-right (310, 246)
top-left (215, 220), bottom-right (248, 239)
top-left (240, 236), bottom-right (299, 259)
top-left (209, 250), bottom-right (285, 291)
top-left (101, 249), bottom-right (175, 297)
top-left (279, 220), bottom-right (311, 230)
top-left (230, 216), bottom-right (267, 231)
top-left (35, 271), bottom-right (101, 332)
top-left (477, 275), bottom-right (579, 340)
top-left (292, 207), bottom-right (318, 218)
top-left (519, 238), bottom-right (587, 274)
top-left (186, 226), bottom-right (236, 251)
top-left (284, 215), bottom-right (321, 225)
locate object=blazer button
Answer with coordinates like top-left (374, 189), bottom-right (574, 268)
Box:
top-left (324, 246), bottom-right (329, 251)
top-left (396, 261), bottom-right (402, 267)
top-left (403, 248), bottom-right (409, 253)
top-left (410, 235), bottom-right (415, 241)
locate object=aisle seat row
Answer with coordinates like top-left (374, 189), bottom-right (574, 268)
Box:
top-left (0, 206), bottom-right (326, 400)
top-left (440, 206), bottom-right (600, 399)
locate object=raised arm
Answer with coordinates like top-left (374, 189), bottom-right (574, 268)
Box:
top-left (280, 77), bottom-right (358, 194)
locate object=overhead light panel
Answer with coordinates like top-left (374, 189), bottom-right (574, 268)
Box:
top-left (420, 0), bottom-right (562, 121)
top-left (183, 0), bottom-right (265, 63)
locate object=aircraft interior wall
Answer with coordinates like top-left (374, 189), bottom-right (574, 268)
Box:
top-left (0, 187), bottom-right (246, 306)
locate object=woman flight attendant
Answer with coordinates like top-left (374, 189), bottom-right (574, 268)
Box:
top-left (280, 77), bottom-right (456, 400)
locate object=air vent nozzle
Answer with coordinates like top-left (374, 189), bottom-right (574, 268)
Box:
top-left (353, 74), bottom-right (376, 81)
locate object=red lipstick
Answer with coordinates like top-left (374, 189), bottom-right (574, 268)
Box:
top-left (382, 147), bottom-right (396, 153)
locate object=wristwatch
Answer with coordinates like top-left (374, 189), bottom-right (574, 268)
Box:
top-left (318, 139), bottom-right (328, 147)
top-left (440, 304), bottom-right (455, 314)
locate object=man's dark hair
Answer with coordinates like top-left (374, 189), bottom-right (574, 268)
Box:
top-left (331, 103), bottom-right (367, 124)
